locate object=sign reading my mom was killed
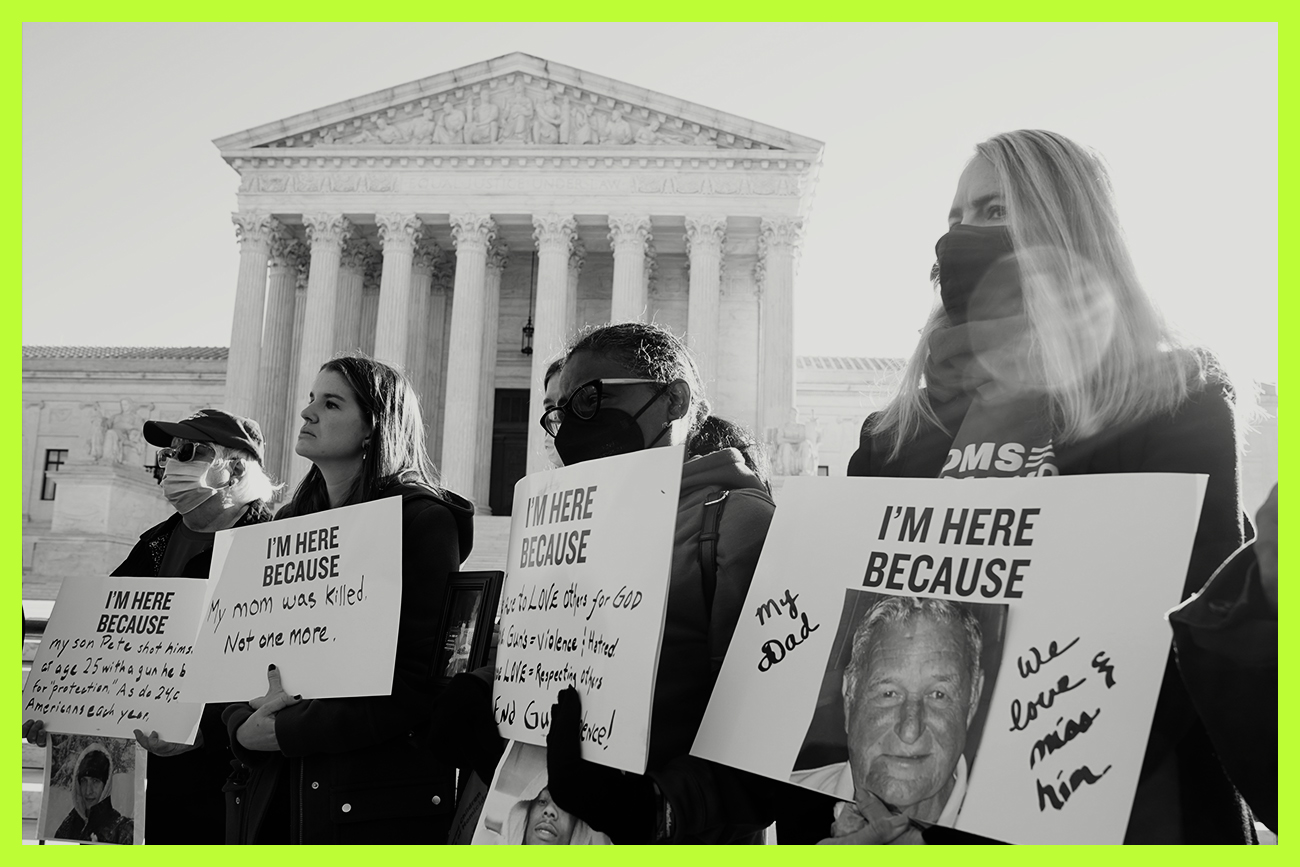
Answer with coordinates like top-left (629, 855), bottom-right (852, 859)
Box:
top-left (692, 474), bottom-right (1205, 845)
top-left (493, 446), bottom-right (683, 774)
top-left (187, 497), bottom-right (403, 701)
top-left (22, 577), bottom-right (208, 743)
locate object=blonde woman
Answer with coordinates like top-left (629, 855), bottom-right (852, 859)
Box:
top-left (845, 130), bottom-right (1250, 844)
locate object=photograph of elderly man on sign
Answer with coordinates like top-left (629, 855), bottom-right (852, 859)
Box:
top-left (790, 592), bottom-right (1006, 841)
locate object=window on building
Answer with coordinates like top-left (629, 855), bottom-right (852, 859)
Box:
top-left (41, 449), bottom-right (69, 500)
top-left (817, 465), bottom-right (830, 477)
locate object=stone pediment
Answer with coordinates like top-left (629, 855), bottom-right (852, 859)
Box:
top-left (214, 52), bottom-right (824, 156)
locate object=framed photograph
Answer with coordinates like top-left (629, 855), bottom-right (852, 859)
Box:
top-left (39, 733), bottom-right (146, 845)
top-left (433, 570), bottom-right (504, 685)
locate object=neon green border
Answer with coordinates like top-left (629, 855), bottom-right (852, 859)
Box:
top-left (11, 9), bottom-right (1287, 865)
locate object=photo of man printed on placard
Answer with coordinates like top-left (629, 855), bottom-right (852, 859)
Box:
top-left (39, 734), bottom-right (146, 845)
top-left (790, 591), bottom-right (1006, 828)
top-left (471, 741), bottom-right (612, 845)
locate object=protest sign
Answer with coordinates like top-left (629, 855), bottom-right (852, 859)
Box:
top-left (492, 446), bottom-right (682, 774)
top-left (692, 474), bottom-right (1205, 844)
top-left (22, 577), bottom-right (208, 743)
top-left (471, 741), bottom-right (614, 845)
top-left (39, 733), bottom-right (146, 845)
top-left (188, 496), bottom-right (403, 701)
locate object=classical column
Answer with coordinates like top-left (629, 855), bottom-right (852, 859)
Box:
top-left (426, 263), bottom-right (453, 464)
top-left (334, 235), bottom-right (371, 353)
top-left (283, 269), bottom-right (308, 483)
top-left (566, 237), bottom-right (585, 338)
top-left (406, 238), bottom-right (441, 414)
top-left (225, 212), bottom-right (276, 417)
top-left (528, 214), bottom-right (577, 473)
top-left (257, 226), bottom-right (307, 480)
top-left (607, 215), bottom-right (652, 323)
top-left (756, 216), bottom-right (805, 434)
top-left (373, 214), bottom-right (423, 369)
top-left (440, 214), bottom-right (496, 499)
top-left (290, 213), bottom-right (353, 485)
top-left (359, 254), bottom-right (382, 356)
top-left (474, 239), bottom-right (510, 510)
top-left (685, 215), bottom-right (728, 394)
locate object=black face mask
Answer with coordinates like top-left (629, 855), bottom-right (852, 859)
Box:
top-left (553, 384), bottom-right (673, 466)
top-left (934, 224), bottom-right (1020, 325)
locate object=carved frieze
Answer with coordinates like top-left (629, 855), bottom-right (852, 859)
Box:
top-left (260, 76), bottom-right (778, 153)
top-left (237, 169), bottom-right (805, 199)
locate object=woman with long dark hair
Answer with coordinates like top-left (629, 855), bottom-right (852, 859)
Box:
top-left (843, 130), bottom-right (1250, 844)
top-left (222, 354), bottom-right (474, 843)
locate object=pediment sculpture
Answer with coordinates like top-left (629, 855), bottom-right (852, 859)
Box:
top-left (271, 79), bottom-right (765, 150)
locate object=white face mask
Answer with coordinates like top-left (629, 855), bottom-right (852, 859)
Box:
top-left (160, 459), bottom-right (227, 514)
top-left (543, 436), bottom-right (564, 469)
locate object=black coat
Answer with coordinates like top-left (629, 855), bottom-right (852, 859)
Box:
top-left (847, 380), bottom-right (1254, 844)
top-left (111, 503), bottom-right (272, 844)
top-left (223, 483), bottom-right (474, 844)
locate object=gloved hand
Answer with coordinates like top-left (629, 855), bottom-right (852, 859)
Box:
top-left (546, 686), bottom-right (657, 844)
top-left (427, 672), bottom-right (504, 782)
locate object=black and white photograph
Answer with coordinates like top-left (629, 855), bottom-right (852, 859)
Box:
top-left (471, 741), bottom-right (613, 845)
top-left (19, 22), bottom-right (1275, 845)
top-left (38, 734), bottom-right (145, 845)
top-left (790, 590), bottom-right (1007, 829)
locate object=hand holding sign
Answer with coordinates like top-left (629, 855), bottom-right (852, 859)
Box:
top-left (133, 728), bottom-right (201, 757)
top-left (818, 796), bottom-right (917, 845)
top-left (546, 686), bottom-right (656, 844)
top-left (22, 718), bottom-right (48, 747)
top-left (236, 665), bottom-right (300, 751)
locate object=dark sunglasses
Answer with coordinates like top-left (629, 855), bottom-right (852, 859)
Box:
top-left (156, 441), bottom-right (217, 466)
top-left (539, 378), bottom-right (664, 437)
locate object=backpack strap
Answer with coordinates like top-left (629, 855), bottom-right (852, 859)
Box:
top-left (698, 490), bottom-right (731, 621)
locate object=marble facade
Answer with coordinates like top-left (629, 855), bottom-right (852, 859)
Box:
top-left (213, 53), bottom-right (826, 503)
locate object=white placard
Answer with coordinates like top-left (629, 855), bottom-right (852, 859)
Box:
top-left (692, 474), bottom-right (1204, 845)
top-left (187, 497), bottom-right (403, 701)
top-left (22, 577), bottom-right (207, 743)
top-left (492, 446), bottom-right (682, 774)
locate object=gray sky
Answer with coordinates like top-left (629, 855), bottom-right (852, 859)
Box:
top-left (22, 22), bottom-right (1277, 381)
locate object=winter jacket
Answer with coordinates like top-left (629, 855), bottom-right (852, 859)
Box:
top-left (1169, 542), bottom-right (1277, 832)
top-left (847, 378), bottom-right (1254, 843)
top-left (642, 448), bottom-right (779, 843)
top-left (110, 502), bottom-right (272, 844)
top-left (223, 483), bottom-right (474, 844)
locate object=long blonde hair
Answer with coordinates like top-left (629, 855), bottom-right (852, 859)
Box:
top-left (874, 129), bottom-right (1208, 460)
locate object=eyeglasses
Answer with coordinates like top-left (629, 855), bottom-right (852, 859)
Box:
top-left (156, 441), bottom-right (217, 467)
top-left (539, 378), bottom-right (663, 437)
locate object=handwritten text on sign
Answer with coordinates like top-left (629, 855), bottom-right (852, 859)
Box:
top-left (692, 474), bottom-right (1204, 844)
top-left (22, 577), bottom-right (208, 743)
top-left (493, 446), bottom-right (682, 774)
top-left (187, 497), bottom-right (403, 702)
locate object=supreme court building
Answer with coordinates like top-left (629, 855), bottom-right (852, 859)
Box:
top-left (216, 52), bottom-right (824, 511)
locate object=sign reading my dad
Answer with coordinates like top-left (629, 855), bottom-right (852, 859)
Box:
top-left (692, 474), bottom-right (1205, 844)
top-left (22, 577), bottom-right (208, 743)
top-left (187, 497), bottom-right (403, 702)
top-left (493, 446), bottom-right (682, 774)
